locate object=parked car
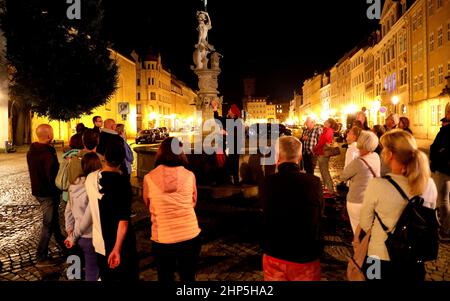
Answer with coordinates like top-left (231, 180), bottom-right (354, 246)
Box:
top-left (247, 123), bottom-right (292, 139)
top-left (135, 130), bottom-right (156, 144)
top-left (158, 127), bottom-right (170, 138)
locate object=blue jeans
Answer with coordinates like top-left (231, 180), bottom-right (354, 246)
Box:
top-left (78, 238), bottom-right (99, 281)
top-left (36, 196), bottom-right (65, 259)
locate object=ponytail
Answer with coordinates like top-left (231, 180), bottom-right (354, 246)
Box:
top-left (405, 149), bottom-right (430, 196)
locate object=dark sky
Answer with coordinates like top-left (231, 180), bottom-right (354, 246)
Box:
top-left (102, 0), bottom-right (380, 104)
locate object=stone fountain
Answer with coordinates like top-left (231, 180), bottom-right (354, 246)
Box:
top-left (191, 9), bottom-right (223, 130)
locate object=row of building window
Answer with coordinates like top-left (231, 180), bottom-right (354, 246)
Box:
top-left (412, 10), bottom-right (424, 31)
top-left (428, 0), bottom-right (445, 17)
top-left (351, 56), bottom-right (364, 70)
top-left (412, 41), bottom-right (424, 62)
top-left (352, 73), bottom-right (364, 87)
top-left (413, 63), bottom-right (450, 92)
top-left (135, 104), bottom-right (171, 116)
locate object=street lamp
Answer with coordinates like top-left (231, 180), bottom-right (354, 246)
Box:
top-left (392, 96), bottom-right (399, 114)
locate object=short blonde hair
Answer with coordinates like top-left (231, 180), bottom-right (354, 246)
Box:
top-left (276, 136), bottom-right (302, 163)
top-left (357, 130), bottom-right (379, 152)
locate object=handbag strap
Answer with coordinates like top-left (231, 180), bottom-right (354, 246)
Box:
top-left (374, 176), bottom-right (410, 234)
top-left (359, 157), bottom-right (377, 178)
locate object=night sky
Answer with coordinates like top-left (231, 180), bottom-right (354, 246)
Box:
top-left (102, 0), bottom-right (380, 105)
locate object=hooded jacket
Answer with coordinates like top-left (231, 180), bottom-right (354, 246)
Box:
top-left (143, 165), bottom-right (200, 244)
top-left (27, 142), bottom-right (60, 197)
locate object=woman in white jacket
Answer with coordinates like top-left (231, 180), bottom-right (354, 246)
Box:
top-left (360, 130), bottom-right (437, 281)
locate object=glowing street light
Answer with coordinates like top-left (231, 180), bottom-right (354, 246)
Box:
top-left (392, 96), bottom-right (399, 113)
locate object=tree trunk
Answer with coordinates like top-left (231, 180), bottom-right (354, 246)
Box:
top-left (12, 103), bottom-right (31, 146)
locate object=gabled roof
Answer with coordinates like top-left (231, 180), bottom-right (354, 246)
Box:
top-left (380, 0), bottom-right (401, 21)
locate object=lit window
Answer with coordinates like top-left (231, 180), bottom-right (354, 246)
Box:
top-left (438, 28), bottom-right (443, 47)
top-left (430, 33), bottom-right (435, 51)
top-left (438, 65), bottom-right (444, 84)
top-left (418, 41), bottom-right (423, 59)
top-left (447, 23), bottom-right (450, 41)
top-left (430, 68), bottom-right (435, 87)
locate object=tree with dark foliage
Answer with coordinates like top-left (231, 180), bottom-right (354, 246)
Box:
top-left (0, 0), bottom-right (117, 130)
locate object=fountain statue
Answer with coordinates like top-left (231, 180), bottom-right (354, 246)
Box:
top-left (192, 8), bottom-right (222, 123)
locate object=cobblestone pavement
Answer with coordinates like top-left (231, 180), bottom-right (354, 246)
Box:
top-left (0, 145), bottom-right (448, 281)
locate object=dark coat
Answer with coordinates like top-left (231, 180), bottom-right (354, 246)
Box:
top-left (27, 142), bottom-right (60, 197)
top-left (430, 124), bottom-right (450, 175)
top-left (259, 162), bottom-right (323, 264)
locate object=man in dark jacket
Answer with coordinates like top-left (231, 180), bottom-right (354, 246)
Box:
top-left (97, 118), bottom-right (129, 179)
top-left (259, 136), bottom-right (323, 281)
top-left (430, 103), bottom-right (450, 241)
top-left (27, 124), bottom-right (65, 267)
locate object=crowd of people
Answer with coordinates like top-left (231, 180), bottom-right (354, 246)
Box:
top-left (25, 102), bottom-right (450, 281)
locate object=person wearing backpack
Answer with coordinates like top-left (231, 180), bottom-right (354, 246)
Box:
top-left (64, 152), bottom-right (103, 281)
top-left (360, 130), bottom-right (437, 281)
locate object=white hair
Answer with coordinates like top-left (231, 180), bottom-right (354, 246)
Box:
top-left (357, 130), bottom-right (379, 152)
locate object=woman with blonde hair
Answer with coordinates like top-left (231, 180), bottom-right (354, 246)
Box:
top-left (360, 130), bottom-right (437, 280)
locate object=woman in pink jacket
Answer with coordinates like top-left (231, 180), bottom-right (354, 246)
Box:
top-left (143, 137), bottom-right (201, 282)
top-left (313, 118), bottom-right (338, 195)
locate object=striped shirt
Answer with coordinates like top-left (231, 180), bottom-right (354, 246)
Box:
top-left (302, 126), bottom-right (323, 155)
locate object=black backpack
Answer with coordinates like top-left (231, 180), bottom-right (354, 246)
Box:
top-left (375, 176), bottom-right (439, 264)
